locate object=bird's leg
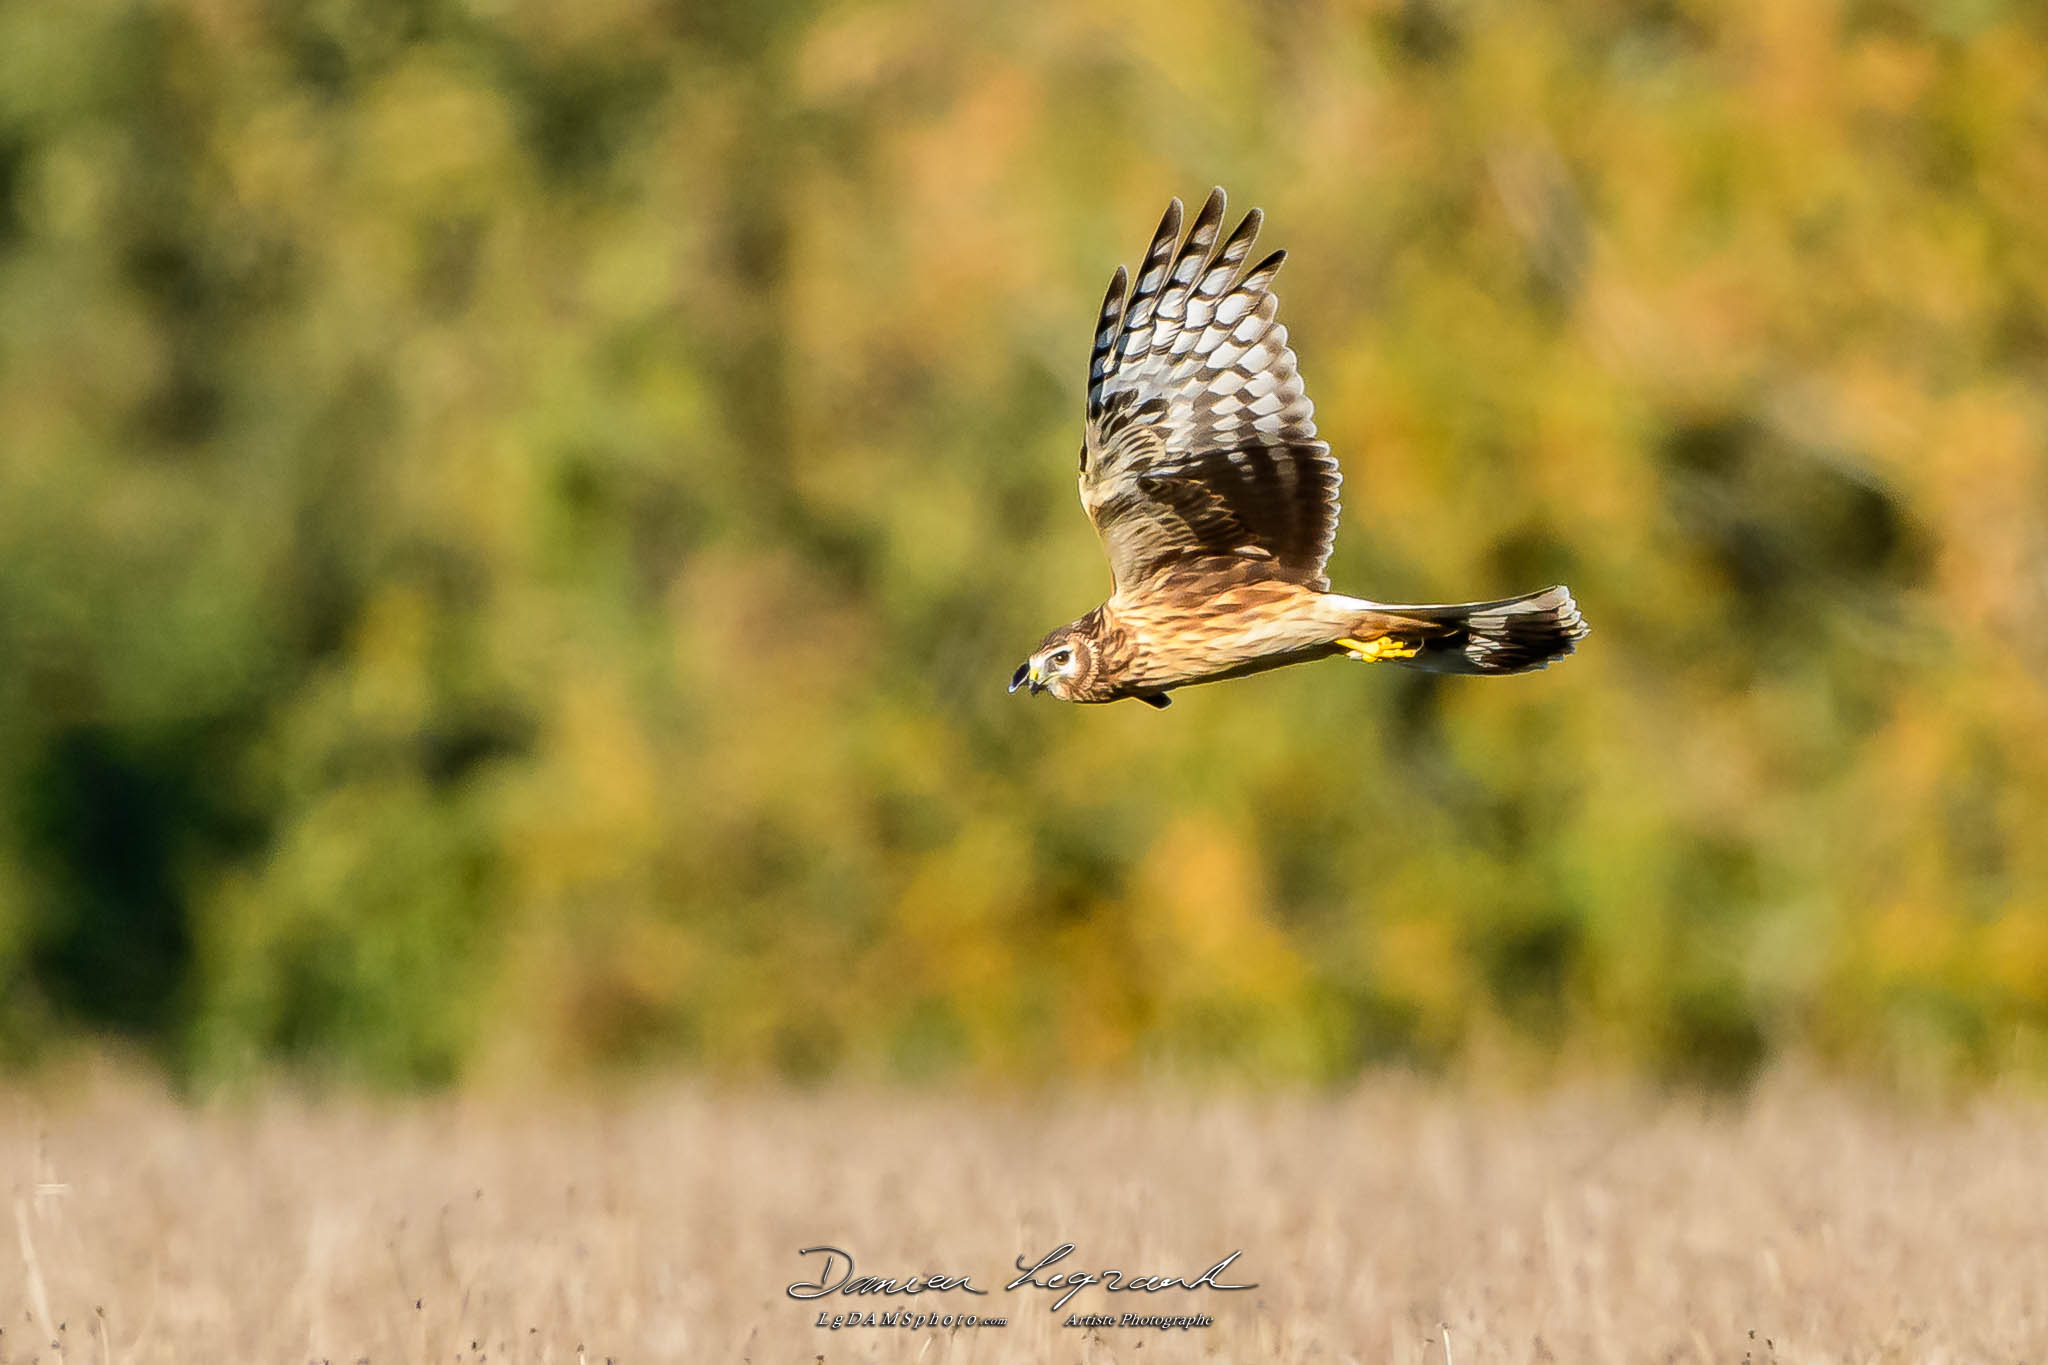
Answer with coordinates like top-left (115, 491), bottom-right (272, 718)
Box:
top-left (1336, 635), bottom-right (1420, 662)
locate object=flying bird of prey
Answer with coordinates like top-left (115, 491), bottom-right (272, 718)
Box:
top-left (1011, 188), bottom-right (1587, 710)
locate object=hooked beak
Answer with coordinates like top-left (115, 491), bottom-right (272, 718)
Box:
top-left (1009, 662), bottom-right (1044, 695)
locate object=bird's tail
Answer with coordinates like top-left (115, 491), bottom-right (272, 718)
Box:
top-left (1335, 586), bottom-right (1588, 676)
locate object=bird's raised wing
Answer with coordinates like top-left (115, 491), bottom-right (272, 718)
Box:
top-left (1080, 189), bottom-right (1340, 595)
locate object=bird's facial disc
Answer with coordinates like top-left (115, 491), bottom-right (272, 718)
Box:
top-left (1011, 641), bottom-right (1082, 699)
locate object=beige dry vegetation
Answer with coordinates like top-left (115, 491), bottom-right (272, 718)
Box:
top-left (0, 1071), bottom-right (2043, 1364)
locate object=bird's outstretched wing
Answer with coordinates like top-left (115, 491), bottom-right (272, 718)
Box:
top-left (1080, 189), bottom-right (1340, 595)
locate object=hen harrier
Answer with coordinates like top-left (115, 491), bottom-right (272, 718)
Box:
top-left (1011, 188), bottom-right (1587, 709)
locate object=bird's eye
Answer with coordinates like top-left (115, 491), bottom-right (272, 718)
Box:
top-left (1051, 649), bottom-right (1072, 668)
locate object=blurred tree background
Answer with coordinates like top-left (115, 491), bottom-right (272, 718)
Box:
top-left (1, 0), bottom-right (2045, 1092)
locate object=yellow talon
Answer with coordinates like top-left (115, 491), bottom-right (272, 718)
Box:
top-left (1336, 635), bottom-right (1420, 662)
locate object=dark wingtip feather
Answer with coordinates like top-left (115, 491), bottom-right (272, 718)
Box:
top-left (1245, 246), bottom-right (1288, 282)
top-left (1086, 263), bottom-right (1132, 420)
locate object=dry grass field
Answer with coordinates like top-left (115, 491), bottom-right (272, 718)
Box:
top-left (0, 1070), bottom-right (2043, 1364)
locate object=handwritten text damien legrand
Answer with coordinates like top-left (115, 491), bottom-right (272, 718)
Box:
top-left (786, 1243), bottom-right (1255, 1329)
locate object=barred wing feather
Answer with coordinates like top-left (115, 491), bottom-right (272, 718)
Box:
top-left (1080, 189), bottom-right (1341, 594)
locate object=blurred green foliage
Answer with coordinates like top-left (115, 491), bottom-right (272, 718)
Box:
top-left (2, 0), bottom-right (2046, 1092)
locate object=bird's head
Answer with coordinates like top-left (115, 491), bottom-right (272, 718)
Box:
top-left (1010, 626), bottom-right (1096, 702)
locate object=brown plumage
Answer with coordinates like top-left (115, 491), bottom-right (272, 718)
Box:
top-left (1010, 189), bottom-right (1588, 709)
